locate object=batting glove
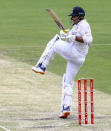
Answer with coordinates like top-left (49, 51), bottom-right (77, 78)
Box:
top-left (65, 35), bottom-right (76, 43)
top-left (60, 29), bottom-right (70, 39)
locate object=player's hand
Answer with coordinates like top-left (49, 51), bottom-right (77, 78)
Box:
top-left (60, 29), bottom-right (70, 39)
top-left (65, 35), bottom-right (76, 43)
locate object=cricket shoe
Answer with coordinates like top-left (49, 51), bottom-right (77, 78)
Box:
top-left (32, 63), bottom-right (46, 75)
top-left (59, 106), bottom-right (70, 119)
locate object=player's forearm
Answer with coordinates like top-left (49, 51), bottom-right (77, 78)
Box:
top-left (75, 36), bottom-right (84, 43)
top-left (61, 32), bottom-right (92, 44)
top-left (75, 35), bottom-right (93, 44)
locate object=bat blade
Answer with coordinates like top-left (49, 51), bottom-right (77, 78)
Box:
top-left (46, 8), bottom-right (67, 33)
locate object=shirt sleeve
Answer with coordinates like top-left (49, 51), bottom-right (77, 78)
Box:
top-left (79, 23), bottom-right (93, 44)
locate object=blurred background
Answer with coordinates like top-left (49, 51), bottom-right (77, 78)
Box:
top-left (0, 0), bottom-right (111, 94)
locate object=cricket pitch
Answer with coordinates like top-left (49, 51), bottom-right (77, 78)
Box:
top-left (0, 56), bottom-right (111, 131)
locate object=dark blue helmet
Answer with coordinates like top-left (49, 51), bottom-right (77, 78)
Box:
top-left (69, 7), bottom-right (85, 17)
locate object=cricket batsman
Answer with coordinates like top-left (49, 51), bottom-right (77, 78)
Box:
top-left (32, 7), bottom-right (93, 118)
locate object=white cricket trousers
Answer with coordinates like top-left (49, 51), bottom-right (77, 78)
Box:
top-left (52, 36), bottom-right (86, 108)
top-left (39, 35), bottom-right (86, 108)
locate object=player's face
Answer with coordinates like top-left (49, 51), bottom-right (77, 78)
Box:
top-left (71, 16), bottom-right (79, 24)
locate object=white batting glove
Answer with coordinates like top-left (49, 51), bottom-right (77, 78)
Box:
top-left (60, 29), bottom-right (70, 39)
top-left (65, 35), bottom-right (76, 43)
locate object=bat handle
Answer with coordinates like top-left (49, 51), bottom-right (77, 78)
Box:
top-left (63, 30), bottom-right (67, 33)
top-left (55, 21), bottom-right (67, 33)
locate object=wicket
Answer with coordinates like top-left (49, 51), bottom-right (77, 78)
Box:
top-left (78, 78), bottom-right (94, 125)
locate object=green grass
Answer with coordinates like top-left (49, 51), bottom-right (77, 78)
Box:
top-left (0, 0), bottom-right (111, 94)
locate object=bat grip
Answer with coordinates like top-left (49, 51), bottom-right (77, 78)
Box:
top-left (63, 30), bottom-right (67, 33)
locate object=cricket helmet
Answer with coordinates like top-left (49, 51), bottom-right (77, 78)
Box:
top-left (69, 7), bottom-right (85, 18)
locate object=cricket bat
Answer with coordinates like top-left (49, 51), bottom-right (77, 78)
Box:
top-left (46, 8), bottom-right (67, 33)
